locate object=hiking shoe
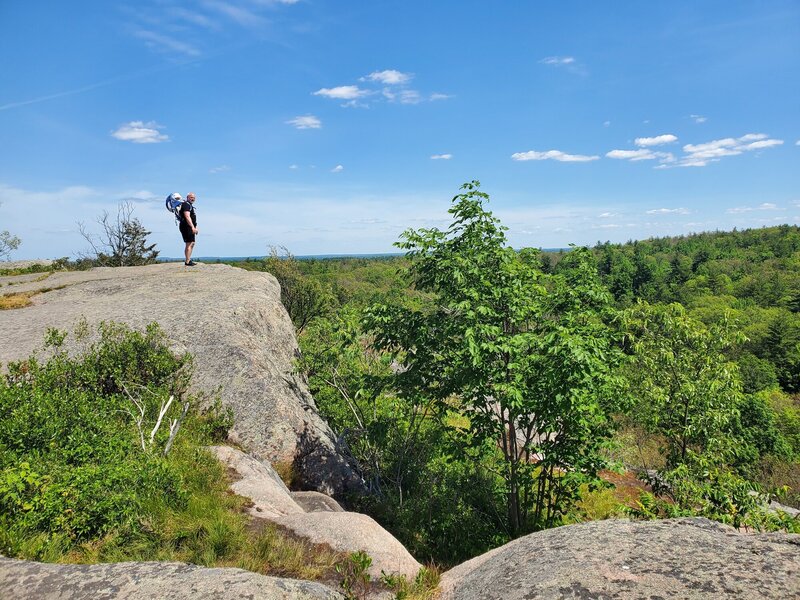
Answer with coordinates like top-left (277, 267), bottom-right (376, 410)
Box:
top-left (184, 260), bottom-right (197, 266)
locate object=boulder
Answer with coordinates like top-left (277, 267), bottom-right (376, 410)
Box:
top-left (438, 517), bottom-right (800, 599)
top-left (208, 445), bottom-right (418, 581)
top-left (0, 557), bottom-right (344, 599)
top-left (274, 512), bottom-right (421, 581)
top-left (291, 491), bottom-right (345, 513)
top-left (0, 263), bottom-right (362, 496)
top-left (208, 445), bottom-right (304, 519)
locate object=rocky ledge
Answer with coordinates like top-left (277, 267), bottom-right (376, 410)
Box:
top-left (0, 558), bottom-right (344, 599)
top-left (439, 517), bottom-right (800, 599)
top-left (0, 263), bottom-right (362, 496)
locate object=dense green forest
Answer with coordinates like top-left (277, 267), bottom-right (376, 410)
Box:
top-left (238, 184), bottom-right (800, 566)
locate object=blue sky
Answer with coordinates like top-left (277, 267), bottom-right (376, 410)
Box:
top-left (1, 1), bottom-right (799, 259)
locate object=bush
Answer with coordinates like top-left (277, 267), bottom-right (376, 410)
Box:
top-left (0, 322), bottom-right (193, 551)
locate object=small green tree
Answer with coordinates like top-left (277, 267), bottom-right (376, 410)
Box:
top-left (623, 302), bottom-right (744, 466)
top-left (366, 182), bottom-right (623, 536)
top-left (264, 247), bottom-right (334, 333)
top-left (0, 230), bottom-right (21, 261)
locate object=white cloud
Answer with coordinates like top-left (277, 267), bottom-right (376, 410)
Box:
top-left (331, 165), bottom-right (344, 173)
top-left (111, 121), bottom-right (169, 144)
top-left (796, 140), bottom-right (800, 145)
top-left (209, 165), bottom-right (231, 174)
top-left (690, 114), bottom-right (707, 123)
top-left (607, 149), bottom-right (656, 161)
top-left (598, 212), bottom-right (616, 218)
top-left (511, 150), bottom-right (599, 162)
top-left (743, 139), bottom-right (783, 150)
top-left (202, 0), bottom-right (266, 27)
top-left (603, 121), bottom-right (611, 127)
top-left (121, 190), bottom-right (157, 201)
top-left (169, 7), bottom-right (219, 29)
top-left (635, 134), bottom-right (677, 147)
top-left (286, 115), bottom-right (322, 129)
top-left (364, 70), bottom-right (412, 85)
top-left (430, 93), bottom-right (451, 101)
top-left (664, 133), bottom-right (785, 167)
top-left (646, 208), bottom-right (691, 215)
top-left (726, 203), bottom-right (780, 214)
top-left (288, 164), bottom-right (299, 170)
top-left (134, 30), bottom-right (201, 57)
top-left (430, 154), bottom-right (452, 160)
top-left (540, 56), bottom-right (575, 65)
top-left (313, 85), bottom-right (369, 100)
top-left (607, 149), bottom-right (675, 163)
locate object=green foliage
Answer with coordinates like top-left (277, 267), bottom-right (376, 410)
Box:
top-left (366, 182), bottom-right (624, 537)
top-left (0, 322), bottom-right (193, 549)
top-left (0, 230), bottom-right (21, 260)
top-left (261, 247), bottom-right (335, 333)
top-left (0, 321), bottom-right (354, 584)
top-left (300, 306), bottom-right (501, 565)
top-left (623, 303), bottom-right (744, 466)
top-left (629, 459), bottom-right (800, 533)
top-left (381, 566), bottom-right (441, 600)
top-left (336, 550), bottom-right (372, 600)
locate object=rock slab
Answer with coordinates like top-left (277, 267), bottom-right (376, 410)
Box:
top-left (274, 512), bottom-right (422, 581)
top-left (211, 446), bottom-right (419, 580)
top-left (209, 445), bottom-right (304, 520)
top-left (0, 263), bottom-right (362, 496)
top-left (439, 517), bottom-right (800, 600)
top-left (0, 557), bottom-right (344, 599)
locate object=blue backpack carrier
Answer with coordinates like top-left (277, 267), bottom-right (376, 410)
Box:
top-left (165, 193), bottom-right (183, 226)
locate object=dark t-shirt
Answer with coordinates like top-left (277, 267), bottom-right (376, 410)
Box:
top-left (179, 201), bottom-right (196, 229)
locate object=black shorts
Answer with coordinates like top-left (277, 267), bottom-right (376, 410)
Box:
top-left (180, 226), bottom-right (195, 243)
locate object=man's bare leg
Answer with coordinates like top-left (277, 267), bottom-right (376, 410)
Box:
top-left (184, 241), bottom-right (195, 264)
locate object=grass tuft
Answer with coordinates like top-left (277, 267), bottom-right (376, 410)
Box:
top-left (0, 291), bottom-right (34, 309)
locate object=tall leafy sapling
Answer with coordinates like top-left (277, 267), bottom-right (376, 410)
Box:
top-left (366, 181), bottom-right (623, 536)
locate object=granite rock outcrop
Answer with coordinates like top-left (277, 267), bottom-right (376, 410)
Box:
top-left (0, 263), bottom-right (362, 496)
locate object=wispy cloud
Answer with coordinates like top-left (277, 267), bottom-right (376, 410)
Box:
top-left (169, 7), bottom-right (219, 29)
top-left (209, 165), bottom-right (231, 174)
top-left (690, 114), bottom-right (707, 123)
top-left (134, 30), bottom-right (201, 57)
top-left (635, 134), bottom-right (677, 147)
top-left (646, 208), bottom-right (691, 215)
top-left (363, 70), bottom-right (412, 85)
top-left (315, 69), bottom-right (449, 108)
top-left (512, 150), bottom-right (599, 163)
top-left (331, 165), bottom-right (344, 173)
top-left (313, 85), bottom-right (370, 100)
top-left (540, 56), bottom-right (575, 65)
top-left (606, 149), bottom-right (674, 162)
top-left (430, 154), bottom-right (452, 160)
top-left (111, 121), bottom-right (169, 143)
top-left (201, 0), bottom-right (267, 28)
top-left (676, 133), bottom-right (784, 167)
top-left (286, 115), bottom-right (322, 129)
top-left (726, 203), bottom-right (781, 214)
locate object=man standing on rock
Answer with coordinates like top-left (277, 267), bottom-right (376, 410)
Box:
top-left (180, 192), bottom-right (198, 266)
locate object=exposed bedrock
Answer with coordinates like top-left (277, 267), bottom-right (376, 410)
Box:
top-left (0, 263), bottom-right (363, 496)
top-left (438, 517), bottom-right (800, 600)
